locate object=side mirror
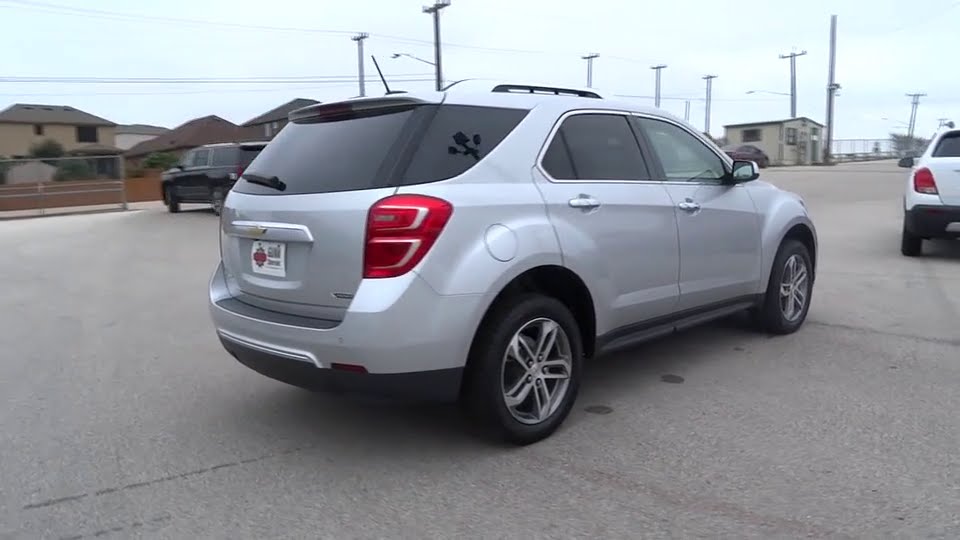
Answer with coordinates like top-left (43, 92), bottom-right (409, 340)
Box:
top-left (897, 156), bottom-right (914, 168)
top-left (729, 160), bottom-right (760, 183)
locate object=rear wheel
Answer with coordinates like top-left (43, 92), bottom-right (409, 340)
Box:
top-left (462, 294), bottom-right (582, 445)
top-left (900, 222), bottom-right (922, 256)
top-left (753, 240), bottom-right (813, 335)
top-left (164, 185), bottom-right (180, 213)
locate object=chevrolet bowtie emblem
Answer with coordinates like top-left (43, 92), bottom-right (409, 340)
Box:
top-left (248, 225), bottom-right (268, 237)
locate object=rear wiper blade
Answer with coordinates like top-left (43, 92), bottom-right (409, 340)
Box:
top-left (241, 173), bottom-right (286, 192)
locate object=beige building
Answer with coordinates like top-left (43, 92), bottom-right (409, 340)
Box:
top-left (723, 117), bottom-right (825, 166)
top-left (115, 124), bottom-right (169, 151)
top-left (0, 103), bottom-right (118, 158)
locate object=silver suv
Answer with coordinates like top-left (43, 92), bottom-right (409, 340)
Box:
top-left (208, 81), bottom-right (817, 445)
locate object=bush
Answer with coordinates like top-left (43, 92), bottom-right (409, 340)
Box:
top-left (143, 152), bottom-right (179, 170)
top-left (54, 160), bottom-right (95, 182)
top-left (29, 139), bottom-right (66, 159)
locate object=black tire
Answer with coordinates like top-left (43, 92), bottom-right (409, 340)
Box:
top-left (753, 239), bottom-right (814, 335)
top-left (900, 222), bottom-right (922, 256)
top-left (164, 185), bottom-right (180, 213)
top-left (211, 187), bottom-right (225, 216)
top-left (462, 293), bottom-right (583, 446)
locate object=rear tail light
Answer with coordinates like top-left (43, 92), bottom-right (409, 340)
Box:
top-left (232, 165), bottom-right (246, 180)
top-left (363, 194), bottom-right (453, 279)
top-left (913, 167), bottom-right (938, 194)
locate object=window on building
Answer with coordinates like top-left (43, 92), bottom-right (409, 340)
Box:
top-left (33, 124), bottom-right (44, 136)
top-left (786, 127), bottom-right (798, 145)
top-left (742, 129), bottom-right (762, 142)
top-left (76, 126), bottom-right (98, 143)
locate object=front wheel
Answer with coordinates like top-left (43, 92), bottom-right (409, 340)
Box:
top-left (753, 240), bottom-right (814, 335)
top-left (462, 294), bottom-right (583, 445)
top-left (211, 187), bottom-right (225, 216)
top-left (164, 185), bottom-right (180, 213)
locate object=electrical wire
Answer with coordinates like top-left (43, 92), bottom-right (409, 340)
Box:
top-left (0, 75), bottom-right (434, 84)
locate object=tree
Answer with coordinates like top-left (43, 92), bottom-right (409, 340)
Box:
top-left (890, 132), bottom-right (929, 156)
top-left (54, 160), bottom-right (95, 182)
top-left (28, 139), bottom-right (66, 159)
top-left (143, 152), bottom-right (179, 170)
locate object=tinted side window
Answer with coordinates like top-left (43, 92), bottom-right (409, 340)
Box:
top-left (210, 147), bottom-right (238, 166)
top-left (933, 132), bottom-right (960, 157)
top-left (636, 117), bottom-right (726, 182)
top-left (234, 108), bottom-right (416, 195)
top-left (542, 132), bottom-right (576, 180)
top-left (401, 105), bottom-right (528, 184)
top-left (191, 149), bottom-right (210, 167)
top-left (550, 114), bottom-right (648, 180)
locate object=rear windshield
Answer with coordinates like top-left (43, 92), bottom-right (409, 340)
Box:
top-left (209, 146), bottom-right (263, 167)
top-left (932, 131), bottom-right (960, 158)
top-left (232, 104), bottom-right (527, 195)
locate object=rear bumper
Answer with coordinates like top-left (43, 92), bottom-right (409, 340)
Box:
top-left (219, 334), bottom-right (463, 402)
top-left (904, 204), bottom-right (960, 238)
top-left (208, 262), bottom-right (491, 402)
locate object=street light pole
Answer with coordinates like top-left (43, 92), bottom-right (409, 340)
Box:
top-left (582, 53), bottom-right (599, 87)
top-left (422, 0), bottom-right (450, 91)
top-left (703, 74), bottom-right (717, 134)
top-left (824, 15), bottom-right (838, 164)
top-left (650, 64), bottom-right (667, 108)
top-left (351, 33), bottom-right (369, 97)
top-left (779, 49), bottom-right (807, 118)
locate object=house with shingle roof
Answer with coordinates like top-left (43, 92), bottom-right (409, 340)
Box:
top-left (115, 124), bottom-right (169, 151)
top-left (241, 98), bottom-right (319, 139)
top-left (0, 103), bottom-right (119, 158)
top-left (123, 114), bottom-right (260, 166)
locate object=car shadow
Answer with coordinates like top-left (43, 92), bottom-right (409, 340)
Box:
top-left (921, 239), bottom-right (960, 260)
top-left (215, 312), bottom-right (766, 453)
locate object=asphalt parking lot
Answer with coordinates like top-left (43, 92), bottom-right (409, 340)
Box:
top-left (2, 160), bottom-right (959, 539)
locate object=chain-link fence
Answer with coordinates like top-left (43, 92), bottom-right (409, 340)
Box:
top-left (830, 138), bottom-right (929, 162)
top-left (0, 155), bottom-right (128, 217)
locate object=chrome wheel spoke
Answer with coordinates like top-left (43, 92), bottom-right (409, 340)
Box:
top-left (534, 382), bottom-right (552, 420)
top-left (504, 378), bottom-right (534, 408)
top-left (534, 320), bottom-right (559, 360)
top-left (508, 335), bottom-right (532, 369)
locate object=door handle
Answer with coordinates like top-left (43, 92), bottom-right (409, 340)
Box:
top-left (568, 195), bottom-right (600, 209)
top-left (677, 199), bottom-right (701, 212)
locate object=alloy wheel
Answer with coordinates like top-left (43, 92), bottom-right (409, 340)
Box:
top-left (779, 254), bottom-right (809, 322)
top-left (500, 318), bottom-right (573, 425)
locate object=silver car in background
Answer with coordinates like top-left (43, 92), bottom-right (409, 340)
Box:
top-left (209, 81), bottom-right (817, 445)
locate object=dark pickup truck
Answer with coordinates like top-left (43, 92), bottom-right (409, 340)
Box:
top-left (161, 141), bottom-right (268, 214)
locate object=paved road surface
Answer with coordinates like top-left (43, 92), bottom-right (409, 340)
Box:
top-left (2, 161), bottom-right (959, 539)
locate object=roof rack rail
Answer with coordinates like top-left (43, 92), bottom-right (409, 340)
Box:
top-left (490, 84), bottom-right (603, 99)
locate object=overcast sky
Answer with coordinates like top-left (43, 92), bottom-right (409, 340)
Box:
top-left (1, 0), bottom-right (957, 142)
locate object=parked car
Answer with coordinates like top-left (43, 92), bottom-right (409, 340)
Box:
top-left (722, 144), bottom-right (770, 168)
top-left (208, 83), bottom-right (817, 445)
top-left (899, 126), bottom-right (960, 256)
top-left (161, 141), bottom-right (268, 215)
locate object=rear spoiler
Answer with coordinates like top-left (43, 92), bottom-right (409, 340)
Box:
top-left (289, 96), bottom-right (433, 123)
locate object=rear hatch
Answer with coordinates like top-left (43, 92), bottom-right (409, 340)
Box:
top-left (927, 131), bottom-right (960, 205)
top-left (219, 96), bottom-right (529, 321)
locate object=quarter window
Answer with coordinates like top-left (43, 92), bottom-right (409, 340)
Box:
top-left (636, 117), bottom-right (726, 182)
top-left (542, 114), bottom-right (649, 181)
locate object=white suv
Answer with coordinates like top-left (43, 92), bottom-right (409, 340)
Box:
top-left (208, 81), bottom-right (818, 444)
top-left (900, 124), bottom-right (960, 256)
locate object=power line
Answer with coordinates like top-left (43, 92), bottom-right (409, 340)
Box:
top-left (0, 79), bottom-right (437, 97)
top-left (0, 75), bottom-right (432, 84)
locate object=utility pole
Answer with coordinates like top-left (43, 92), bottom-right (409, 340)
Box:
top-left (779, 49), bottom-right (807, 118)
top-left (582, 53), bottom-right (599, 88)
top-left (650, 64), bottom-right (667, 108)
top-left (937, 118), bottom-right (949, 128)
top-left (823, 15), bottom-right (839, 164)
top-left (684, 100), bottom-right (691, 122)
top-left (351, 33), bottom-right (369, 97)
top-left (422, 0), bottom-right (450, 91)
top-left (703, 75), bottom-right (717, 134)
top-left (905, 92), bottom-right (926, 138)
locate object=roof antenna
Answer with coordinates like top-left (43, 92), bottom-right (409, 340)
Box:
top-left (370, 55), bottom-right (400, 95)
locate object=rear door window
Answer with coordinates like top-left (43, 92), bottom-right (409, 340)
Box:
top-left (210, 147), bottom-right (238, 166)
top-left (542, 113), bottom-right (651, 180)
top-left (400, 105), bottom-right (528, 184)
top-left (234, 108), bottom-right (417, 195)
